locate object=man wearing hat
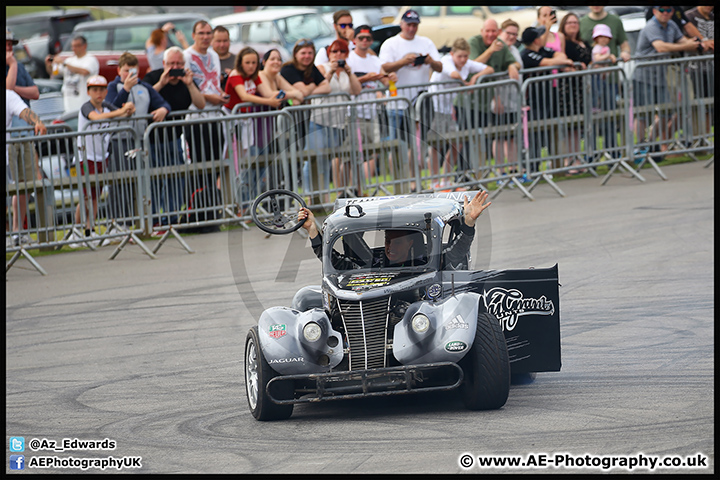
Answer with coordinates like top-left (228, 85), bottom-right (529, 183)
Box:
top-left (520, 26), bottom-right (573, 173)
top-left (379, 9), bottom-right (441, 140)
top-left (344, 24), bottom-right (396, 190)
top-left (6, 28), bottom-right (39, 108)
top-left (633, 6), bottom-right (704, 162)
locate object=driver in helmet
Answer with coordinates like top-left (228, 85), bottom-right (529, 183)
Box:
top-left (298, 190), bottom-right (491, 269)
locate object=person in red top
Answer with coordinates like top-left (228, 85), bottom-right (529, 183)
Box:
top-left (223, 47), bottom-right (282, 114)
top-left (222, 47), bottom-right (283, 212)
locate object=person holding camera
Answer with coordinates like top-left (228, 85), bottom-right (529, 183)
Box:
top-left (105, 52), bottom-right (172, 230)
top-left (306, 38), bottom-right (362, 199)
top-left (145, 47), bottom-right (206, 231)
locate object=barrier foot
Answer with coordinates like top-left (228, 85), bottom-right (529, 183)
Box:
top-left (6, 247), bottom-right (48, 276)
top-left (602, 160), bottom-right (646, 185)
top-left (152, 227), bottom-right (195, 255)
top-left (636, 156), bottom-right (667, 181)
top-left (510, 177), bottom-right (535, 201)
top-left (704, 156), bottom-right (714, 168)
top-left (108, 233), bottom-right (157, 260)
top-left (541, 173), bottom-right (566, 198)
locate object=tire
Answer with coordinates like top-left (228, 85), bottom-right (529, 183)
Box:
top-left (244, 326), bottom-right (294, 421)
top-left (459, 312), bottom-right (511, 410)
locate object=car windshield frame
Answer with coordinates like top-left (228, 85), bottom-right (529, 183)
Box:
top-left (324, 227), bottom-right (435, 275)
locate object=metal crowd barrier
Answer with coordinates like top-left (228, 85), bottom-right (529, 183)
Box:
top-left (7, 58), bottom-right (713, 275)
top-left (630, 53), bottom-right (715, 175)
top-left (6, 125), bottom-right (155, 275)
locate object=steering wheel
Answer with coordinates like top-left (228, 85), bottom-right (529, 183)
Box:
top-left (251, 189), bottom-right (307, 235)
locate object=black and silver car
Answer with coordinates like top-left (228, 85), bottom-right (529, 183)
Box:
top-left (246, 190), bottom-right (561, 420)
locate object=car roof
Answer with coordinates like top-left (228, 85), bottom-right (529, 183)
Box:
top-left (211, 8), bottom-right (320, 25)
top-left (7, 9), bottom-right (91, 23)
top-left (324, 194), bottom-right (467, 240)
top-left (73, 13), bottom-right (205, 30)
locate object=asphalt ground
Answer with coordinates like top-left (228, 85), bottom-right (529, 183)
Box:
top-left (6, 161), bottom-right (714, 473)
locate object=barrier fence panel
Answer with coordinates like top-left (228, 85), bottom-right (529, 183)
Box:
top-left (6, 125), bottom-right (155, 275)
top-left (415, 79), bottom-right (528, 198)
top-left (520, 64), bottom-right (644, 195)
top-left (628, 54), bottom-right (715, 176)
top-left (142, 110), bottom-right (239, 252)
top-left (278, 95), bottom-right (417, 210)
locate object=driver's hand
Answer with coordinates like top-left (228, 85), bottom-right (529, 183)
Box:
top-left (298, 207), bottom-right (318, 238)
top-left (463, 190), bottom-right (491, 227)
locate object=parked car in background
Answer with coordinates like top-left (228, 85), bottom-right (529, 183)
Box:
top-left (7, 9), bottom-right (93, 79)
top-left (392, 6), bottom-right (554, 51)
top-left (315, 6), bottom-right (400, 27)
top-left (211, 8), bottom-right (335, 63)
top-left (259, 6), bottom-right (399, 27)
top-left (54, 13), bottom-right (206, 82)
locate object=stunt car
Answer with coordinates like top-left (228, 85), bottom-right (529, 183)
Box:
top-left (247, 190), bottom-right (560, 420)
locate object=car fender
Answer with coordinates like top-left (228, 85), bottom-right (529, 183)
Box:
top-left (393, 293), bottom-right (480, 365)
top-left (258, 307), bottom-right (343, 375)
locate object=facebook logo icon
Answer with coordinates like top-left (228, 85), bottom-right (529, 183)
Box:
top-left (10, 455), bottom-right (25, 470)
top-left (10, 436), bottom-right (25, 452)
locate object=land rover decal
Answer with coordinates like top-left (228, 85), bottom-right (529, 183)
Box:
top-left (482, 287), bottom-right (555, 331)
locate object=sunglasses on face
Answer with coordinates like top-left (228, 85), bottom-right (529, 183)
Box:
top-left (330, 49), bottom-right (348, 54)
top-left (337, 23), bottom-right (353, 29)
top-left (657, 7), bottom-right (673, 13)
top-left (357, 36), bottom-right (372, 41)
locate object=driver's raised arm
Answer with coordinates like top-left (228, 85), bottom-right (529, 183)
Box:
top-left (443, 191), bottom-right (492, 269)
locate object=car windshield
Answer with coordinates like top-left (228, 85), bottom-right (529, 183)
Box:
top-left (8, 20), bottom-right (51, 40)
top-left (328, 229), bottom-right (429, 272)
top-left (280, 13), bottom-right (334, 45)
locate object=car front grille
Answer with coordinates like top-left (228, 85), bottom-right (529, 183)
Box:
top-left (338, 298), bottom-right (390, 370)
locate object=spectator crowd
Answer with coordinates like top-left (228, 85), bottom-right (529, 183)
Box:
top-left (6, 6), bottom-right (715, 245)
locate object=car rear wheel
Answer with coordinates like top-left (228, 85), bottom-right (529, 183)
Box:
top-left (245, 326), bottom-right (293, 421)
top-left (459, 312), bottom-right (510, 410)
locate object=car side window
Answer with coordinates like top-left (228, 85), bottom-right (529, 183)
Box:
top-left (112, 25), bottom-right (155, 51)
top-left (81, 29), bottom-right (110, 51)
top-left (414, 7), bottom-right (441, 17)
top-left (247, 21), bottom-right (273, 44)
top-left (447, 7), bottom-right (474, 15)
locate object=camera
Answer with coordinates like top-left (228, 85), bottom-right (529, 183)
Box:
top-left (276, 90), bottom-right (286, 99)
top-left (413, 54), bottom-right (427, 66)
top-left (169, 68), bottom-right (185, 77)
top-left (129, 67), bottom-right (138, 77)
top-left (337, 59), bottom-right (346, 68)
top-left (550, 9), bottom-right (556, 18)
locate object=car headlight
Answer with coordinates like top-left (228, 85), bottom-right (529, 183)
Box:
top-left (411, 314), bottom-right (430, 334)
top-left (303, 322), bottom-right (322, 342)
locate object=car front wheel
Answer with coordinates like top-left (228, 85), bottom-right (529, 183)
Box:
top-left (245, 326), bottom-right (293, 421)
top-left (459, 312), bottom-right (511, 410)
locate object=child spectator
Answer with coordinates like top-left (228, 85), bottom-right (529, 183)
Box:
top-left (429, 38), bottom-right (493, 183)
top-left (591, 24), bottom-right (615, 65)
top-left (69, 75), bottom-right (134, 248)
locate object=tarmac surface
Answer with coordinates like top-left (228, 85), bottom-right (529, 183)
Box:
top-left (6, 161), bottom-right (714, 473)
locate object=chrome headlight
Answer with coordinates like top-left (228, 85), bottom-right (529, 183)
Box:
top-left (303, 321), bottom-right (322, 342)
top-left (411, 313), bottom-right (430, 334)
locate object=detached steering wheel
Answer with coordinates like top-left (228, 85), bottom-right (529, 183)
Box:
top-left (251, 189), bottom-right (307, 235)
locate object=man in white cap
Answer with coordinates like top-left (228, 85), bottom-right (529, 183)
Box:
top-left (68, 75), bottom-right (134, 248)
top-left (379, 9), bottom-right (441, 140)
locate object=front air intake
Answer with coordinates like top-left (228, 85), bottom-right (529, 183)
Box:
top-left (338, 298), bottom-right (390, 370)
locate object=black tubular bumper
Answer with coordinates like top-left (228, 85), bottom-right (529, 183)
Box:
top-left (266, 362), bottom-right (464, 404)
